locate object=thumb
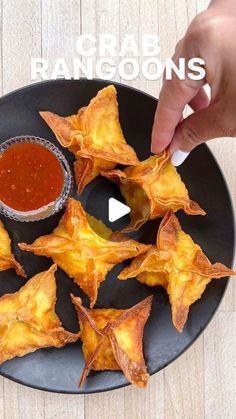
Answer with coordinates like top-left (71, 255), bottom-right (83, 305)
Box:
top-left (151, 78), bottom-right (204, 155)
top-left (170, 103), bottom-right (230, 165)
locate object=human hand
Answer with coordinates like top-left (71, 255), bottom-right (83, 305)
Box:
top-left (151, 0), bottom-right (236, 165)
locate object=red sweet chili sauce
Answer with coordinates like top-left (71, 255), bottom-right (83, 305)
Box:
top-left (0, 142), bottom-right (64, 211)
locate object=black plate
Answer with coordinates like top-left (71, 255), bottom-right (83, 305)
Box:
top-left (0, 79), bottom-right (234, 394)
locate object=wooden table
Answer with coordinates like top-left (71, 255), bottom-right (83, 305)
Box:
top-left (0, 1), bottom-right (235, 418)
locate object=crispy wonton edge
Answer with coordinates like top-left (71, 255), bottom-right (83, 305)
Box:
top-left (71, 294), bottom-right (153, 388)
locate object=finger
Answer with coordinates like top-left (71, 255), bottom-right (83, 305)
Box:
top-left (170, 103), bottom-right (230, 165)
top-left (151, 91), bottom-right (184, 154)
top-left (151, 76), bottom-right (203, 154)
top-left (188, 87), bottom-right (210, 112)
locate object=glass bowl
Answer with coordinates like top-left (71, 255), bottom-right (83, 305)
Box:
top-left (0, 136), bottom-right (73, 222)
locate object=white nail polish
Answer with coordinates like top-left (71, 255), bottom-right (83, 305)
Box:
top-left (171, 150), bottom-right (190, 167)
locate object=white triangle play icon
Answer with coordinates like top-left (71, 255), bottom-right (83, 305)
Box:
top-left (108, 198), bottom-right (131, 222)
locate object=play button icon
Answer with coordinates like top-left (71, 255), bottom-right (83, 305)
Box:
top-left (83, 177), bottom-right (133, 236)
top-left (84, 176), bottom-right (149, 239)
top-left (108, 198), bottom-right (131, 222)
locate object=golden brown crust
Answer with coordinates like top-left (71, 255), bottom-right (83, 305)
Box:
top-left (119, 212), bottom-right (235, 332)
top-left (40, 85), bottom-right (139, 193)
top-left (19, 198), bottom-right (151, 307)
top-left (0, 264), bottom-right (79, 364)
top-left (72, 295), bottom-right (153, 388)
top-left (39, 111), bottom-right (74, 147)
top-left (0, 220), bottom-right (25, 277)
top-left (102, 149), bottom-right (205, 232)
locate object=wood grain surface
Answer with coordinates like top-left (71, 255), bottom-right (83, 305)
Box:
top-left (0, 0), bottom-right (235, 418)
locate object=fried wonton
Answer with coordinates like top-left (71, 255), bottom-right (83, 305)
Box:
top-left (102, 149), bottom-right (205, 232)
top-left (119, 212), bottom-right (235, 332)
top-left (72, 295), bottom-right (152, 388)
top-left (0, 264), bottom-right (79, 364)
top-left (0, 220), bottom-right (25, 277)
top-left (19, 198), bottom-right (151, 308)
top-left (40, 85), bottom-right (139, 193)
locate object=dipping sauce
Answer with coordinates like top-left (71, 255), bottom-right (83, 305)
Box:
top-left (0, 142), bottom-right (64, 211)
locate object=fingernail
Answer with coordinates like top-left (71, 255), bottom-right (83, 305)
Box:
top-left (171, 150), bottom-right (190, 166)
